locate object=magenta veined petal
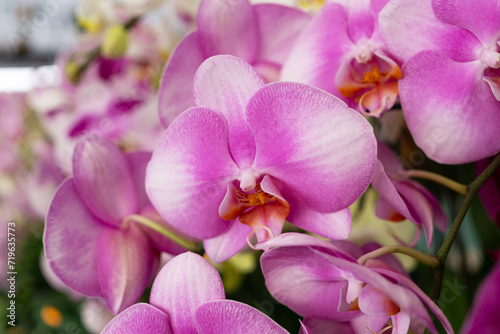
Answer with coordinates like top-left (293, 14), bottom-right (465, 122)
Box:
top-left (248, 82), bottom-right (376, 213)
top-left (158, 32), bottom-right (206, 127)
top-left (312, 251), bottom-right (437, 331)
top-left (44, 179), bottom-right (104, 297)
top-left (125, 151), bottom-right (152, 210)
top-left (391, 311), bottom-right (411, 334)
top-left (461, 261), bottom-right (500, 334)
top-left (432, 0), bottom-right (500, 44)
top-left (260, 246), bottom-right (359, 321)
top-left (102, 303), bottom-right (173, 334)
top-left (150, 252), bottom-right (225, 334)
top-left (72, 135), bottom-right (138, 226)
top-left (146, 107), bottom-right (240, 240)
top-left (393, 181), bottom-right (435, 247)
top-left (280, 3), bottom-right (353, 95)
top-left (254, 4), bottom-right (311, 66)
top-left (193, 55), bottom-right (265, 168)
top-left (203, 221), bottom-right (253, 263)
top-left (195, 300), bottom-right (289, 334)
top-left (197, 0), bottom-right (259, 62)
top-left (379, 0), bottom-right (481, 63)
top-left (399, 51), bottom-right (500, 164)
top-left (372, 160), bottom-right (415, 221)
top-left (286, 191), bottom-right (352, 241)
top-left (368, 260), bottom-right (452, 333)
top-left (301, 318), bottom-right (355, 334)
top-left (255, 232), bottom-right (356, 261)
top-left (358, 283), bottom-right (401, 316)
top-left (350, 314), bottom-right (391, 334)
top-left (98, 223), bottom-right (158, 314)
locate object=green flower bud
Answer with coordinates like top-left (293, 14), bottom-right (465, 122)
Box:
top-left (101, 24), bottom-right (129, 59)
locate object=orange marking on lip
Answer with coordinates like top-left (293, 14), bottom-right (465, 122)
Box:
top-left (389, 210), bottom-right (406, 222)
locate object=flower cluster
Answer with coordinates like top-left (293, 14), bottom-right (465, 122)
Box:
top-left (2, 0), bottom-right (500, 333)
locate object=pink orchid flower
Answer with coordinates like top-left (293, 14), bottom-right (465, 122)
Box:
top-left (379, 0), bottom-right (500, 164)
top-left (44, 135), bottom-right (189, 314)
top-left (158, 0), bottom-right (311, 126)
top-left (281, 0), bottom-right (403, 117)
top-left (146, 55), bottom-right (377, 263)
top-left (461, 260), bottom-right (500, 334)
top-left (371, 141), bottom-right (448, 247)
top-left (259, 234), bottom-right (453, 334)
top-left (102, 252), bottom-right (290, 334)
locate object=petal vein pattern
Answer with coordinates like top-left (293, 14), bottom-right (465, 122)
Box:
top-left (247, 82), bottom-right (377, 213)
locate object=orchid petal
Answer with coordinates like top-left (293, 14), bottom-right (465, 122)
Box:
top-left (102, 303), bottom-right (173, 334)
top-left (150, 252), bottom-right (225, 334)
top-left (195, 300), bottom-right (289, 334)
top-left (73, 135), bottom-right (137, 226)
top-left (255, 232), bottom-right (355, 261)
top-left (483, 75), bottom-right (500, 102)
top-left (146, 108), bottom-right (239, 239)
top-left (261, 246), bottom-right (358, 321)
top-left (287, 197), bottom-right (352, 241)
top-left (281, 3), bottom-right (353, 95)
top-left (432, 0), bottom-right (500, 44)
top-left (314, 251), bottom-right (434, 330)
top-left (98, 223), bottom-right (157, 314)
top-left (379, 0), bottom-right (481, 62)
top-left (408, 181), bottom-right (448, 232)
top-left (399, 51), bottom-right (500, 164)
top-left (370, 262), bottom-right (451, 333)
top-left (376, 141), bottom-right (404, 176)
top-left (394, 181), bottom-right (435, 247)
top-left (203, 221), bottom-right (253, 263)
top-left (158, 32), bottom-right (205, 127)
top-left (301, 318), bottom-right (355, 334)
top-left (345, 5), bottom-right (375, 43)
top-left (372, 160), bottom-right (415, 221)
top-left (350, 314), bottom-right (391, 334)
top-left (299, 320), bottom-right (312, 334)
top-left (193, 55), bottom-right (264, 168)
top-left (197, 0), bottom-right (259, 62)
top-left (254, 4), bottom-right (311, 65)
top-left (248, 82), bottom-right (376, 212)
top-left (44, 179), bottom-right (103, 297)
top-left (391, 311), bottom-right (412, 334)
top-left (375, 195), bottom-right (407, 222)
top-left (128, 150), bottom-right (195, 255)
top-left (125, 151), bottom-right (152, 210)
top-left (359, 284), bottom-right (401, 316)
top-left (462, 261), bottom-right (500, 334)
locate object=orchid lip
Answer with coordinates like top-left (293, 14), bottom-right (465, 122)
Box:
top-left (219, 176), bottom-right (290, 242)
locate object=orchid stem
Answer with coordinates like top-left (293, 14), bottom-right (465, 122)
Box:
top-left (400, 169), bottom-right (467, 195)
top-left (357, 245), bottom-right (439, 268)
top-left (431, 153), bottom-right (500, 303)
top-left (124, 214), bottom-right (198, 251)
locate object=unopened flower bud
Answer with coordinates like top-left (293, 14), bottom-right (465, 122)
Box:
top-left (66, 61), bottom-right (81, 83)
top-left (101, 24), bottom-right (129, 59)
